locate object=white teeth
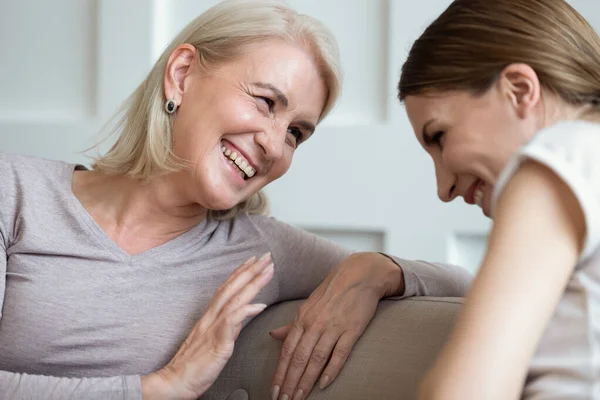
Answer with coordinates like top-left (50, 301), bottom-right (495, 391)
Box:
top-left (474, 187), bottom-right (484, 207)
top-left (221, 144), bottom-right (257, 179)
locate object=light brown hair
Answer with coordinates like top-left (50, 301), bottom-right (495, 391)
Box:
top-left (398, 0), bottom-right (600, 108)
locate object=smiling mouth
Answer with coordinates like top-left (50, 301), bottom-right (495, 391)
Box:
top-left (221, 142), bottom-right (256, 180)
top-left (474, 181), bottom-right (485, 208)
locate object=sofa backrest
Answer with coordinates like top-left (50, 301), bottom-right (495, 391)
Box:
top-left (202, 297), bottom-right (462, 400)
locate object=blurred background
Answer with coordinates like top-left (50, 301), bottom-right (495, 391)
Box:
top-left (0, 0), bottom-right (597, 272)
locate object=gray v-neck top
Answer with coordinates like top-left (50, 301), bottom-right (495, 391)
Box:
top-left (0, 152), bottom-right (471, 399)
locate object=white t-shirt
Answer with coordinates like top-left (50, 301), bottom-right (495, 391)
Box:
top-left (492, 120), bottom-right (600, 399)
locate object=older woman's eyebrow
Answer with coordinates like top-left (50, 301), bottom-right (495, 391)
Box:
top-left (252, 82), bottom-right (288, 108)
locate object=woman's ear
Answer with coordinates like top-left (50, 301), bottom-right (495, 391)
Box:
top-left (163, 44), bottom-right (197, 104)
top-left (498, 63), bottom-right (541, 119)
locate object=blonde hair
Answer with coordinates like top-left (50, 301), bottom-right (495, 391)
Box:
top-left (92, 0), bottom-right (342, 220)
top-left (398, 0), bottom-right (600, 109)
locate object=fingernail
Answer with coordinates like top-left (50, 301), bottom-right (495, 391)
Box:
top-left (281, 395), bottom-right (289, 400)
top-left (293, 389), bottom-right (304, 400)
top-left (319, 375), bottom-right (330, 390)
top-left (254, 303), bottom-right (267, 311)
top-left (244, 255), bottom-right (257, 264)
top-left (269, 330), bottom-right (275, 338)
top-left (259, 252), bottom-right (272, 262)
top-left (271, 386), bottom-right (280, 400)
top-left (261, 263), bottom-right (274, 275)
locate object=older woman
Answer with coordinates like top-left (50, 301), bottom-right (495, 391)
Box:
top-left (0, 1), bottom-right (470, 399)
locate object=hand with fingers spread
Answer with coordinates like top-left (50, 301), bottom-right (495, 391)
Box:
top-left (270, 252), bottom-right (404, 400)
top-left (141, 252), bottom-right (275, 400)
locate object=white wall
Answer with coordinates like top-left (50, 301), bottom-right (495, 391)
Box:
top-left (1, 0), bottom-right (598, 272)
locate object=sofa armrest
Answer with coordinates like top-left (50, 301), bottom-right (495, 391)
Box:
top-left (202, 297), bottom-right (462, 400)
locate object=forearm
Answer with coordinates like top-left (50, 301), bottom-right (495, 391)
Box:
top-left (339, 253), bottom-right (472, 300)
top-left (387, 257), bottom-right (472, 298)
top-left (0, 370), bottom-right (141, 400)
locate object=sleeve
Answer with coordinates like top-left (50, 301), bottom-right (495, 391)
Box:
top-left (249, 215), bottom-right (351, 301)
top-left (384, 256), bottom-right (473, 298)
top-left (0, 158), bottom-right (142, 400)
top-left (249, 215), bottom-right (472, 301)
top-left (491, 121), bottom-right (600, 261)
top-left (0, 372), bottom-right (141, 400)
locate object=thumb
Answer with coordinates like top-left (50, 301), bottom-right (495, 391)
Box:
top-left (269, 323), bottom-right (292, 341)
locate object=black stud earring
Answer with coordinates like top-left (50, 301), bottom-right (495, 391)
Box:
top-left (165, 98), bottom-right (177, 114)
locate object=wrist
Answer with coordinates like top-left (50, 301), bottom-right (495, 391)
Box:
top-left (141, 373), bottom-right (171, 400)
top-left (142, 371), bottom-right (190, 400)
top-left (351, 252), bottom-right (405, 298)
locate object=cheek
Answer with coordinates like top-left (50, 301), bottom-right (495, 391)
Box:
top-left (221, 98), bottom-right (257, 127)
top-left (170, 120), bottom-right (211, 163)
top-left (172, 101), bottom-right (259, 160)
top-left (268, 151), bottom-right (294, 181)
top-left (440, 145), bottom-right (468, 172)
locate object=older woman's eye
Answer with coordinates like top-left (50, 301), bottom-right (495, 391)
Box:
top-left (287, 127), bottom-right (303, 147)
top-left (257, 96), bottom-right (275, 112)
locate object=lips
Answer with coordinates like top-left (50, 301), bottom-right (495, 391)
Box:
top-left (220, 140), bottom-right (259, 180)
top-left (223, 140), bottom-right (259, 172)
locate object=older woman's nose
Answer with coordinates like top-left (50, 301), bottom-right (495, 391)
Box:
top-left (254, 127), bottom-right (285, 161)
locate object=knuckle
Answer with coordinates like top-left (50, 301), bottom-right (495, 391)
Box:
top-left (333, 347), bottom-right (349, 360)
top-left (298, 303), bottom-right (309, 315)
top-left (311, 320), bottom-right (327, 332)
top-left (292, 320), bottom-right (305, 333)
top-left (297, 303), bottom-right (316, 318)
top-left (223, 313), bottom-right (238, 326)
top-left (291, 352), bottom-right (309, 366)
top-left (226, 296), bottom-right (243, 310)
top-left (310, 349), bottom-right (329, 364)
top-left (281, 345), bottom-right (295, 359)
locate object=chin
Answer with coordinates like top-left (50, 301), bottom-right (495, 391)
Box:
top-left (198, 191), bottom-right (240, 213)
top-left (208, 200), bottom-right (240, 212)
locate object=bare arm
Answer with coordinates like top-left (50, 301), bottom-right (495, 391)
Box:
top-left (419, 161), bottom-right (586, 400)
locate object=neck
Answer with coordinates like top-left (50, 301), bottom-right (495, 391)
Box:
top-left (73, 170), bottom-right (207, 244)
top-left (541, 93), bottom-right (600, 126)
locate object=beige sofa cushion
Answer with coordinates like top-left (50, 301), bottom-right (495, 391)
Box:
top-left (203, 297), bottom-right (462, 400)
